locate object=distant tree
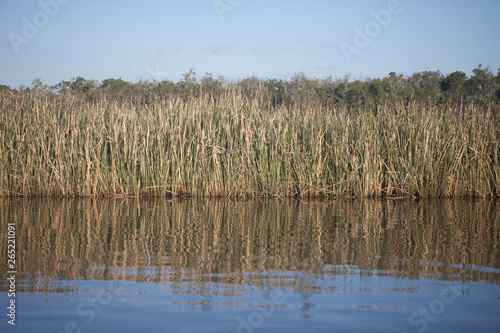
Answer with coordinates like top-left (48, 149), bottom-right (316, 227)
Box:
top-left (441, 71), bottom-right (467, 91)
top-left (59, 76), bottom-right (97, 95)
top-left (265, 79), bottom-right (288, 108)
top-left (200, 72), bottom-right (223, 101)
top-left (441, 71), bottom-right (467, 102)
top-left (315, 77), bottom-right (336, 107)
top-left (334, 81), bottom-right (348, 104)
top-left (408, 71), bottom-right (443, 103)
top-left (345, 80), bottom-right (365, 107)
top-left (239, 76), bottom-right (262, 101)
top-left (101, 78), bottom-right (129, 91)
top-left (365, 79), bottom-right (387, 106)
top-left (31, 77), bottom-right (47, 94)
top-left (10, 65), bottom-right (500, 110)
top-left (99, 78), bottom-right (131, 101)
top-left (179, 68), bottom-right (199, 100)
top-left (288, 72), bottom-right (317, 105)
top-left (155, 79), bottom-right (179, 97)
top-left (383, 72), bottom-right (408, 98)
top-left (466, 64), bottom-right (495, 104)
top-left (182, 68), bottom-right (197, 85)
top-left (0, 84), bottom-right (11, 92)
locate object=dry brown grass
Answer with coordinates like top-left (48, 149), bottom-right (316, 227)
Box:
top-left (0, 90), bottom-right (498, 197)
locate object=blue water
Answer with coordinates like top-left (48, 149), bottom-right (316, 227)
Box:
top-left (3, 270), bottom-right (499, 333)
top-left (0, 199), bottom-right (499, 332)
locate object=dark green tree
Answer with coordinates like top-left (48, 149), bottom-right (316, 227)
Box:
top-left (465, 65), bottom-right (495, 104)
top-left (441, 71), bottom-right (467, 102)
top-left (239, 76), bottom-right (262, 101)
top-left (101, 78), bottom-right (129, 91)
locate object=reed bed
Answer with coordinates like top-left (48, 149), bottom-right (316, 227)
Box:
top-left (0, 90), bottom-right (498, 198)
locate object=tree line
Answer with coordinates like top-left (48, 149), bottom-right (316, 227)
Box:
top-left (3, 65), bottom-right (500, 109)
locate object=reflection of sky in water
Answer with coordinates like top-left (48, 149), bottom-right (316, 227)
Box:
top-left (5, 270), bottom-right (499, 333)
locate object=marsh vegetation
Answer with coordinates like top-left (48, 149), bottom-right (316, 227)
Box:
top-left (1, 67), bottom-right (499, 198)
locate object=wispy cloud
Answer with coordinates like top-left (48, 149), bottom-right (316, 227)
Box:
top-left (155, 45), bottom-right (183, 55)
top-left (200, 43), bottom-right (234, 54)
top-left (249, 38), bottom-right (317, 56)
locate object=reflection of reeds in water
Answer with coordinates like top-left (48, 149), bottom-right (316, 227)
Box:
top-left (0, 199), bottom-right (499, 296)
top-left (1, 91), bottom-right (499, 198)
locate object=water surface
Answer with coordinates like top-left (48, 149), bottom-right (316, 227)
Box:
top-left (1, 198), bottom-right (499, 332)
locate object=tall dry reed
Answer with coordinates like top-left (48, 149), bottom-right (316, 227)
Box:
top-left (0, 90), bottom-right (498, 197)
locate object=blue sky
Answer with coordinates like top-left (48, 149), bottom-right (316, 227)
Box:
top-left (1, 0), bottom-right (499, 88)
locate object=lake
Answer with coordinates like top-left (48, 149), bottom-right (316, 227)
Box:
top-left (1, 198), bottom-right (499, 332)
